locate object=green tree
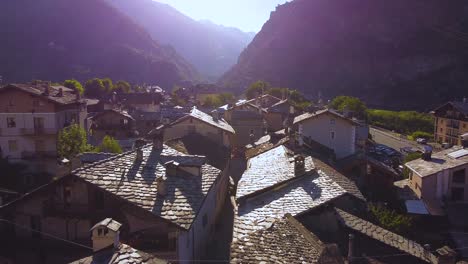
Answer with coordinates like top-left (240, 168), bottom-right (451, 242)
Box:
top-left (63, 79), bottom-right (84, 95)
top-left (246, 80), bottom-right (270, 99)
top-left (114, 80), bottom-right (131, 94)
top-left (101, 78), bottom-right (114, 93)
top-left (84, 78), bottom-right (106, 98)
top-left (98, 135), bottom-right (122, 154)
top-left (203, 95), bottom-right (224, 107)
top-left (367, 110), bottom-right (433, 134)
top-left (330, 96), bottom-right (367, 119)
top-left (57, 124), bottom-right (94, 159)
top-left (369, 204), bottom-right (412, 234)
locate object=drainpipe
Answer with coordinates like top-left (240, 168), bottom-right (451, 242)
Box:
top-left (348, 234), bottom-right (355, 263)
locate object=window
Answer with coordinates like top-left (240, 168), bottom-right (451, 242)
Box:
top-left (453, 169), bottom-right (466, 184)
top-left (189, 118), bottom-right (193, 123)
top-left (330, 119), bottom-right (335, 125)
top-left (64, 186), bottom-right (72, 206)
top-left (464, 123), bottom-right (467, 129)
top-left (440, 128), bottom-right (443, 132)
top-left (202, 213), bottom-right (208, 228)
top-left (8, 140), bottom-right (17, 152)
top-left (6, 117), bottom-right (16, 128)
top-left (451, 187), bottom-right (464, 201)
top-left (440, 119), bottom-right (444, 124)
top-left (330, 131), bottom-right (335, 140)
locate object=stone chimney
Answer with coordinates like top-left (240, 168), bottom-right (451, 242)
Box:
top-left (294, 155), bottom-right (305, 176)
top-left (435, 246), bottom-right (457, 264)
top-left (165, 160), bottom-right (179, 177)
top-left (134, 139), bottom-right (146, 161)
top-left (212, 110), bottom-right (219, 121)
top-left (156, 176), bottom-right (167, 196)
top-left (57, 87), bottom-right (63, 97)
top-left (42, 81), bottom-right (50, 96)
top-left (151, 125), bottom-right (165, 150)
top-left (422, 145), bottom-right (433, 161)
top-left (347, 234), bottom-right (355, 264)
top-left (91, 218), bottom-right (122, 252)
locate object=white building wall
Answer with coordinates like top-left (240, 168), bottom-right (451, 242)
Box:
top-left (299, 113), bottom-right (356, 159)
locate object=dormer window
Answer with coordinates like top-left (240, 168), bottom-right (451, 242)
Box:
top-left (330, 119), bottom-right (336, 125)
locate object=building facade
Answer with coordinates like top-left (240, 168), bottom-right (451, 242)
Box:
top-left (294, 109), bottom-right (359, 159)
top-left (0, 82), bottom-right (87, 175)
top-left (432, 101), bottom-right (468, 146)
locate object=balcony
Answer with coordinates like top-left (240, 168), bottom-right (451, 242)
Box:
top-left (21, 151), bottom-right (57, 160)
top-left (21, 127), bottom-right (57, 136)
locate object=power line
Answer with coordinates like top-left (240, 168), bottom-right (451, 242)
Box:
top-left (0, 219), bottom-right (92, 250)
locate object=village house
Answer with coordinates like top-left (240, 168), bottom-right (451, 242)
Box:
top-left (405, 145), bottom-right (468, 207)
top-left (164, 108), bottom-right (235, 147)
top-left (231, 143), bottom-right (366, 261)
top-left (263, 99), bottom-right (299, 132)
top-left (230, 213), bottom-right (345, 263)
top-left (432, 100), bottom-right (468, 146)
top-left (0, 136), bottom-right (230, 263)
top-left (294, 109), bottom-right (361, 160)
top-left (89, 109), bottom-right (137, 143)
top-left (300, 207), bottom-right (457, 264)
top-left (0, 82), bottom-right (87, 176)
top-left (70, 218), bottom-right (167, 264)
top-left (228, 110), bottom-right (265, 147)
top-left (103, 92), bottom-right (162, 113)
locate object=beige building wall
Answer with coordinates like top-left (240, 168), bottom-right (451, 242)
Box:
top-left (434, 117), bottom-right (468, 146)
top-left (298, 113), bottom-right (356, 159)
top-left (164, 118), bottom-right (231, 147)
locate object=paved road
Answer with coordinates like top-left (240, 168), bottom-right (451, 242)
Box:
top-left (370, 127), bottom-right (419, 152)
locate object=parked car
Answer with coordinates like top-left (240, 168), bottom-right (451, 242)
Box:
top-left (416, 138), bottom-right (427, 144)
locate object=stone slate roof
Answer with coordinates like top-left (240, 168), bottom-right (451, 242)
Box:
top-left (172, 107), bottom-right (235, 134)
top-left (2, 83), bottom-right (84, 105)
top-left (294, 109), bottom-right (359, 125)
top-left (78, 152), bottom-right (117, 165)
top-left (71, 244), bottom-right (167, 264)
top-left (231, 214), bottom-right (343, 264)
top-left (236, 145), bottom-right (315, 199)
top-left (91, 218), bottom-right (122, 232)
top-left (73, 144), bottom-right (221, 230)
top-left (335, 208), bottom-right (438, 264)
top-left (233, 145), bottom-right (364, 240)
top-left (92, 109), bottom-right (135, 121)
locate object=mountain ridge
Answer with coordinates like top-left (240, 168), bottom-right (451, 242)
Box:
top-left (220, 0), bottom-right (468, 110)
top-left (106, 0), bottom-right (255, 80)
top-left (0, 0), bottom-right (199, 88)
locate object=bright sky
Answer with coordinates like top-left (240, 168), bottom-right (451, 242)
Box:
top-left (155, 0), bottom-right (291, 32)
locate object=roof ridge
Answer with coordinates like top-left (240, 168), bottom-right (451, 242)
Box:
top-left (284, 214), bottom-right (325, 250)
top-left (334, 208), bottom-right (437, 264)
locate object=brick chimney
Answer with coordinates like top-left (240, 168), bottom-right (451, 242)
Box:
top-left (436, 246), bottom-right (457, 264)
top-left (90, 218), bottom-right (122, 252)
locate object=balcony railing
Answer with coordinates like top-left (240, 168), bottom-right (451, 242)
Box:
top-left (21, 151), bottom-right (57, 159)
top-left (21, 127), bottom-right (57, 135)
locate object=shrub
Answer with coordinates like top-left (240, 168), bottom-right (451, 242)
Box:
top-left (369, 204), bottom-right (412, 234)
top-left (411, 131), bottom-right (432, 140)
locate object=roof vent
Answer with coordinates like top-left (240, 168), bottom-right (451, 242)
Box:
top-left (57, 88), bottom-right (63, 97)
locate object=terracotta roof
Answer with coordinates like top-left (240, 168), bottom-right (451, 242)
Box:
top-left (171, 108), bottom-right (235, 134)
top-left (70, 243), bottom-right (167, 264)
top-left (335, 208), bottom-right (438, 264)
top-left (73, 144), bottom-right (221, 229)
top-left (230, 214), bottom-right (343, 264)
top-left (294, 109), bottom-right (359, 125)
top-left (1, 83), bottom-right (83, 105)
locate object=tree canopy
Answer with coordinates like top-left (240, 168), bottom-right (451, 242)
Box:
top-left (84, 78), bottom-right (106, 98)
top-left (245, 80), bottom-right (270, 99)
top-left (330, 96), bottom-right (367, 119)
top-left (97, 135), bottom-right (123, 154)
top-left (57, 124), bottom-right (94, 159)
top-left (202, 92), bottom-right (235, 108)
top-left (114, 80), bottom-right (131, 94)
top-left (63, 79), bottom-right (84, 95)
top-left (367, 110), bottom-right (433, 135)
